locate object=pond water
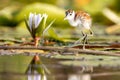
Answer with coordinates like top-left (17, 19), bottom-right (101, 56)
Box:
top-left (0, 55), bottom-right (120, 80)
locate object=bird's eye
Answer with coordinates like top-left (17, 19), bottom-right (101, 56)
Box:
top-left (70, 13), bottom-right (72, 15)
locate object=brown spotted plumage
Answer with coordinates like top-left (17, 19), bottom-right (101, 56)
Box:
top-left (74, 11), bottom-right (91, 21)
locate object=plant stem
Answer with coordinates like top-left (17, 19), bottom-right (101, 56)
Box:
top-left (34, 37), bottom-right (40, 47)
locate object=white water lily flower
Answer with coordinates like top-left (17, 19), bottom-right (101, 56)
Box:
top-left (28, 12), bottom-right (43, 31)
top-left (34, 13), bottom-right (43, 28)
top-left (25, 12), bottom-right (50, 37)
top-left (25, 12), bottom-right (55, 46)
top-left (28, 13), bottom-right (34, 29)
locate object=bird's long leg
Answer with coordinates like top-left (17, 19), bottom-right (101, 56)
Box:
top-left (74, 31), bottom-right (85, 45)
top-left (81, 31), bottom-right (85, 36)
top-left (73, 29), bottom-right (90, 49)
top-left (85, 34), bottom-right (88, 44)
top-left (82, 34), bottom-right (87, 49)
top-left (82, 29), bottom-right (93, 49)
top-left (88, 29), bottom-right (93, 36)
top-left (81, 31), bottom-right (89, 45)
top-left (81, 31), bottom-right (88, 44)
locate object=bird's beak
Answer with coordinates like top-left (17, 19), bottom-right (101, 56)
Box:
top-left (64, 17), bottom-right (67, 20)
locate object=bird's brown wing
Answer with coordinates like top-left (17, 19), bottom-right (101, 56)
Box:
top-left (74, 11), bottom-right (91, 21)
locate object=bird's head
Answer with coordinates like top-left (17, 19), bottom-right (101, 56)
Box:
top-left (64, 9), bottom-right (75, 20)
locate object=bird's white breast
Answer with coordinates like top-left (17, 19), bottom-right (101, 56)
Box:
top-left (68, 19), bottom-right (81, 27)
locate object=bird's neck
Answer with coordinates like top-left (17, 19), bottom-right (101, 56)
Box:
top-left (68, 17), bottom-right (79, 27)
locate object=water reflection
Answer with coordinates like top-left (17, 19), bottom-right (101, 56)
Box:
top-left (0, 55), bottom-right (120, 80)
top-left (27, 74), bottom-right (46, 80)
top-left (68, 74), bottom-right (91, 80)
top-left (26, 55), bottom-right (93, 80)
top-left (26, 55), bottom-right (49, 80)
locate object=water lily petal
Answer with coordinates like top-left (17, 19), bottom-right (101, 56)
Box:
top-left (34, 14), bottom-right (43, 28)
top-left (28, 13), bottom-right (34, 31)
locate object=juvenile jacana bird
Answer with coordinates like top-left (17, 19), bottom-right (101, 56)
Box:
top-left (64, 9), bottom-right (93, 49)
